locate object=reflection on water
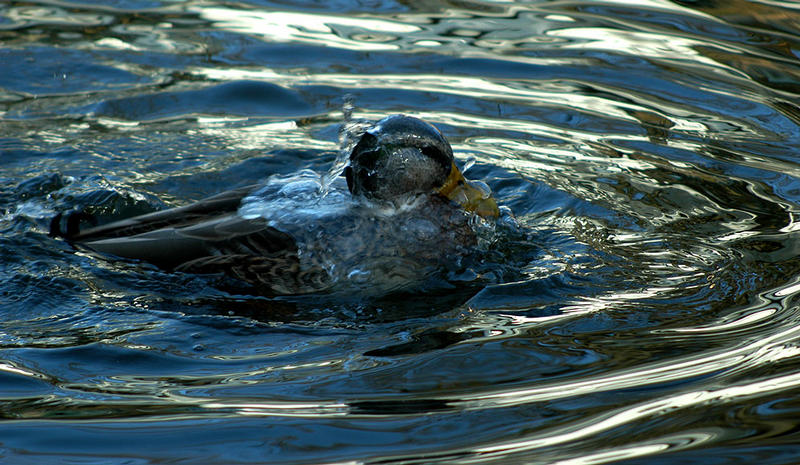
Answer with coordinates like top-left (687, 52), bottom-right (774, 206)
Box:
top-left (3, 0), bottom-right (800, 463)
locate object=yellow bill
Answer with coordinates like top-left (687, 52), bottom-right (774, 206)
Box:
top-left (437, 162), bottom-right (500, 219)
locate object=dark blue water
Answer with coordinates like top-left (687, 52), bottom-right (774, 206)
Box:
top-left (4, 1), bottom-right (800, 463)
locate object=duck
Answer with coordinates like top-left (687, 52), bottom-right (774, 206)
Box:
top-left (51, 115), bottom-right (500, 296)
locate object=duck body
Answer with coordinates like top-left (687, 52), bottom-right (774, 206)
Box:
top-left (53, 115), bottom-right (498, 296)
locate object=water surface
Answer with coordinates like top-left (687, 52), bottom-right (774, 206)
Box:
top-left (3, 0), bottom-right (800, 463)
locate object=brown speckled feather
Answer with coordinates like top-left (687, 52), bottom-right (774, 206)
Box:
top-left (59, 185), bottom-right (316, 293)
top-left (52, 115), bottom-right (496, 297)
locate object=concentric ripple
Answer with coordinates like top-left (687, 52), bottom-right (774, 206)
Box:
top-left (3, 0), bottom-right (800, 464)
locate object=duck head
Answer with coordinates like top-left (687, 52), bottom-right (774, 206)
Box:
top-left (344, 115), bottom-right (499, 219)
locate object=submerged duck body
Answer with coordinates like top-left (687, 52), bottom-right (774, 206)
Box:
top-left (53, 115), bottom-right (499, 296)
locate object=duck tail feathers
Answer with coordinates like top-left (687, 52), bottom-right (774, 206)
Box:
top-left (49, 210), bottom-right (97, 240)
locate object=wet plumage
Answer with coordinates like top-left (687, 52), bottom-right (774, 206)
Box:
top-left (51, 115), bottom-right (499, 296)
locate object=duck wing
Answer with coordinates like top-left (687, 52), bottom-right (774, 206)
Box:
top-left (78, 213), bottom-right (296, 268)
top-left (62, 184), bottom-right (259, 242)
top-left (56, 185), bottom-right (296, 272)
top-left (85, 214), bottom-right (327, 294)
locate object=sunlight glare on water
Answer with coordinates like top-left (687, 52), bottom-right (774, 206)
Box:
top-left (3, 0), bottom-right (800, 464)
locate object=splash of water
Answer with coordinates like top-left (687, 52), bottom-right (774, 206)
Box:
top-left (320, 96), bottom-right (371, 194)
top-left (238, 170), bottom-right (354, 227)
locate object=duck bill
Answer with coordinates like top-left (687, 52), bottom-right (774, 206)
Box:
top-left (437, 162), bottom-right (500, 219)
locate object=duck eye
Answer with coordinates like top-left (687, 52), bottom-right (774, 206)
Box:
top-left (420, 145), bottom-right (450, 170)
